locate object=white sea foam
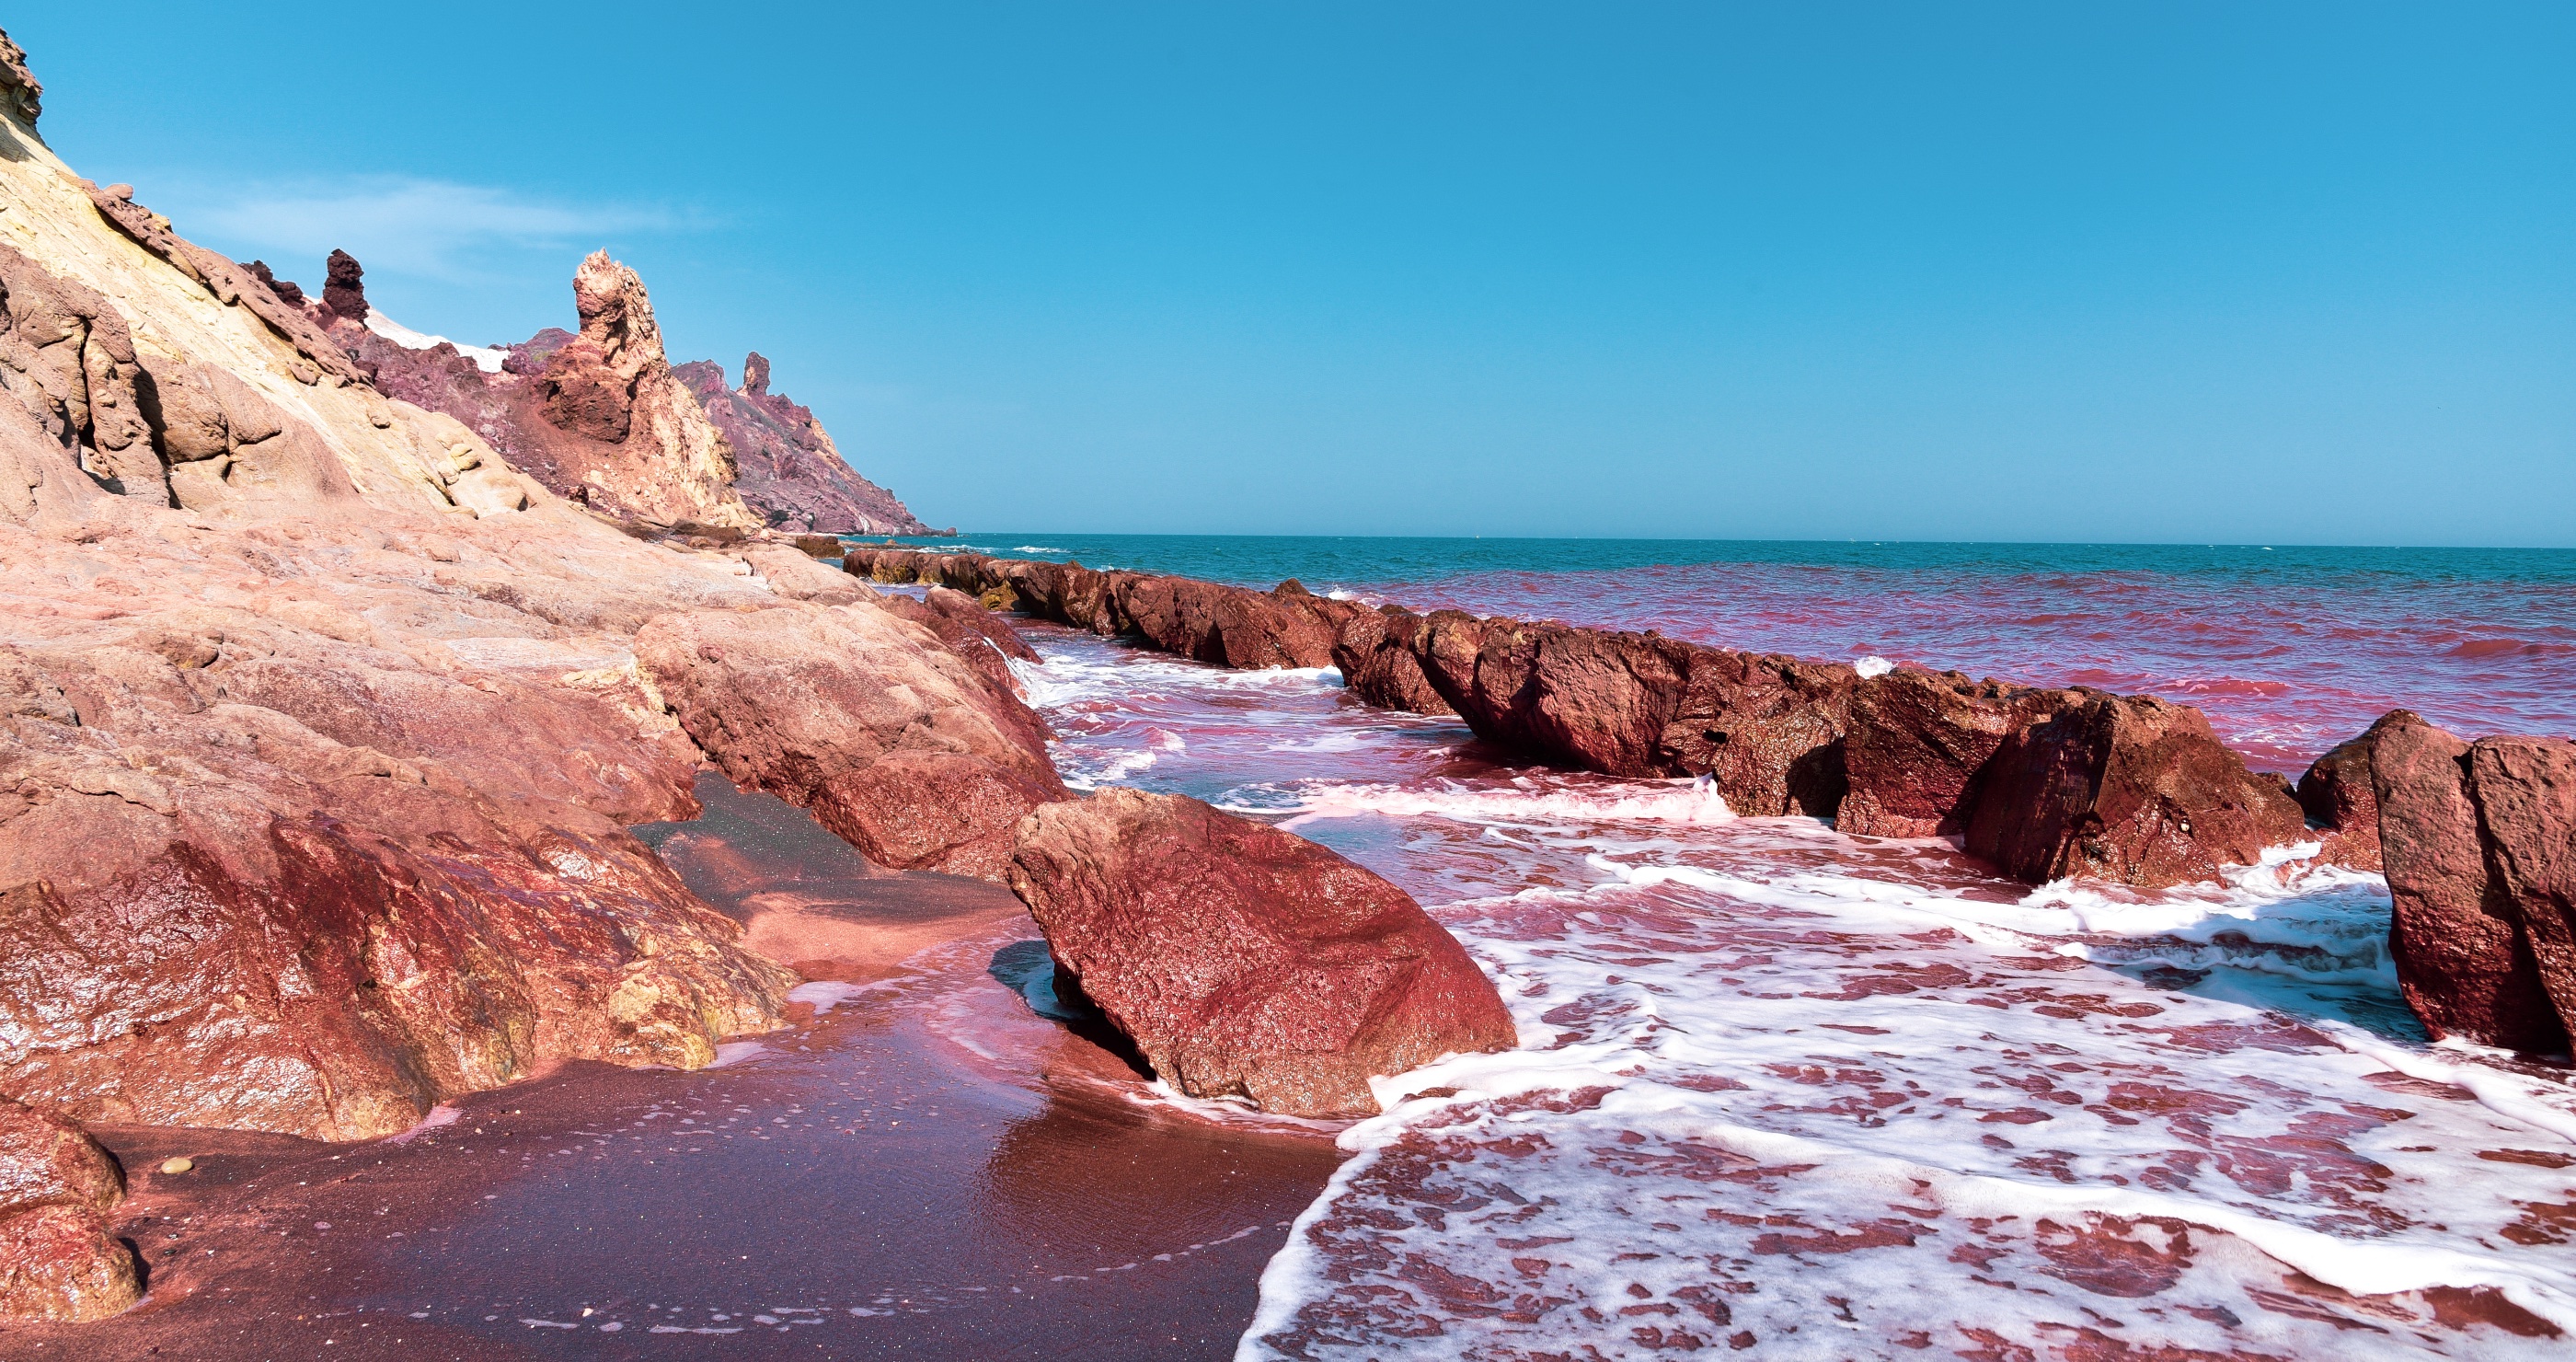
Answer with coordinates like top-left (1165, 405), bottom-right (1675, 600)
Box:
top-left (1282, 776), bottom-right (1736, 829)
top-left (785, 981), bottom-right (892, 1015)
top-left (1855, 654), bottom-right (1895, 677)
top-left (1237, 845), bottom-right (2576, 1358)
top-left (1011, 616), bottom-right (2576, 1358)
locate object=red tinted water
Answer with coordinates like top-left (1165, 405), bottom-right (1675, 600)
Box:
top-left (1369, 560), bottom-right (2574, 770)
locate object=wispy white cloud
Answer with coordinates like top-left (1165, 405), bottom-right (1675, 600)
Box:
top-left (171, 177), bottom-right (701, 282)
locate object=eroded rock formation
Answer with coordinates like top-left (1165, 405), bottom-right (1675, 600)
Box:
top-left (1007, 789), bottom-right (1516, 1117)
top-left (2371, 712), bottom-right (2576, 1055)
top-left (337, 260), bottom-right (930, 536)
top-left (677, 353), bottom-right (930, 535)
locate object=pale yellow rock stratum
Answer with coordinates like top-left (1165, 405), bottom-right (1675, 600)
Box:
top-left (0, 104), bottom-right (540, 522)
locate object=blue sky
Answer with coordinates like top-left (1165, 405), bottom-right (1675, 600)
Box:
top-left (17, 5), bottom-right (2572, 544)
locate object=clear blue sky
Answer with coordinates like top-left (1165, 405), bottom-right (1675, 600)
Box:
top-left (17, 5), bottom-right (2573, 544)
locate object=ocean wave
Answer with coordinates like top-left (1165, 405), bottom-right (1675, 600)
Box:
top-left (1281, 776), bottom-right (1736, 830)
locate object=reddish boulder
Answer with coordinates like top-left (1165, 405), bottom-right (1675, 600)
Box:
top-left (2466, 736), bottom-right (2576, 1045)
top-left (2297, 714), bottom-right (2403, 871)
top-left (2372, 712), bottom-right (2573, 1053)
top-left (1839, 670), bottom-right (2054, 838)
top-left (1411, 612), bottom-right (1695, 779)
top-left (1007, 789), bottom-right (1516, 1117)
top-left (634, 603), bottom-right (1065, 880)
top-left (0, 1100), bottom-right (137, 1322)
top-left (1332, 606), bottom-right (1455, 716)
top-left (1657, 647), bottom-right (1857, 817)
top-left (1964, 691), bottom-right (2307, 888)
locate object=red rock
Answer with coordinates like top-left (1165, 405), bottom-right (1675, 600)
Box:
top-left (0, 1097), bottom-right (136, 1322)
top-left (0, 26), bottom-right (40, 131)
top-left (1331, 606), bottom-right (1455, 716)
top-left (0, 1099), bottom-right (122, 1218)
top-left (878, 586), bottom-right (1043, 697)
top-left (634, 603), bottom-right (1066, 881)
top-left (2297, 714), bottom-right (2400, 871)
top-left (242, 260), bottom-right (305, 307)
top-left (321, 248), bottom-right (367, 322)
top-left (1839, 669), bottom-right (2055, 838)
top-left (2373, 712), bottom-right (2576, 1052)
top-left (1111, 575), bottom-right (1357, 670)
top-left (1657, 647), bottom-right (1857, 817)
top-left (1006, 789), bottom-right (1516, 1117)
top-left (0, 1204), bottom-right (137, 1323)
top-left (1964, 691), bottom-right (2307, 888)
top-left (2467, 737), bottom-right (2576, 1037)
top-left (676, 354), bottom-right (931, 535)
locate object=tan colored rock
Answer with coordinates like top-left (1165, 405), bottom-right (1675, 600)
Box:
top-left (533, 253), bottom-right (758, 530)
top-left (635, 603), bottom-right (1065, 880)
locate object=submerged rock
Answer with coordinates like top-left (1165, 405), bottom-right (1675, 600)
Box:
top-left (2372, 711), bottom-right (2575, 1054)
top-left (1007, 789), bottom-right (1517, 1118)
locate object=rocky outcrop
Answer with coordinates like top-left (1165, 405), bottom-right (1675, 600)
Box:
top-left (0, 242), bottom-right (163, 502)
top-left (2371, 712), bottom-right (2575, 1055)
top-left (80, 184), bottom-right (368, 389)
top-left (878, 585), bottom-right (1042, 697)
top-left (676, 354), bottom-right (930, 535)
top-left (533, 252), bottom-right (756, 527)
top-left (336, 258), bottom-right (931, 536)
top-left (321, 248), bottom-right (367, 323)
top-left (0, 570), bottom-right (799, 1138)
top-left (1007, 789), bottom-right (1516, 1118)
top-left (0, 28), bottom-right (40, 133)
top-left (2296, 715), bottom-right (2398, 871)
top-left (848, 545), bottom-right (2310, 890)
top-left (0, 1100), bottom-right (135, 1322)
top-left (0, 30), bottom-right (1041, 1188)
top-left (634, 603), bottom-right (1066, 881)
top-left (1332, 606), bottom-right (1455, 715)
top-left (1961, 690), bottom-right (2306, 886)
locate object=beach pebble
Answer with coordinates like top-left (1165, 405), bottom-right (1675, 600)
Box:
top-left (158, 1157), bottom-right (194, 1175)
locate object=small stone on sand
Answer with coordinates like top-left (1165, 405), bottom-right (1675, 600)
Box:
top-left (160, 1157), bottom-right (194, 1175)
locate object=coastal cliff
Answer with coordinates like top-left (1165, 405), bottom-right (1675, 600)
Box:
top-left (0, 29), bottom-right (1045, 1321)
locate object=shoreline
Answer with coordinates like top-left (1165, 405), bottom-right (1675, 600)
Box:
top-left (17, 779), bottom-right (1340, 1360)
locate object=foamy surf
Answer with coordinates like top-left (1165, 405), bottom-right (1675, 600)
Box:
top-left (996, 592), bottom-right (2576, 1360)
top-left (1282, 775), bottom-right (1737, 829)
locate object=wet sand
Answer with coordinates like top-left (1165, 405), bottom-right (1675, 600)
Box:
top-left (12, 778), bottom-right (1342, 1359)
